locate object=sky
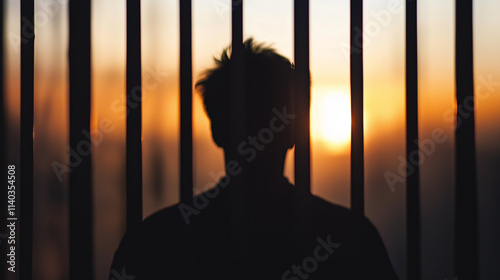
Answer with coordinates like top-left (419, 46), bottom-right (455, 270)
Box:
top-left (3, 0), bottom-right (500, 279)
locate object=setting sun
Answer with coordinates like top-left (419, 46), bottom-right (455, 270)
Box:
top-left (311, 89), bottom-right (352, 153)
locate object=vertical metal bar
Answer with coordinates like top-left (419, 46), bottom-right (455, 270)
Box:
top-left (232, 0), bottom-right (244, 52)
top-left (20, 0), bottom-right (34, 278)
top-left (230, 0), bottom-right (245, 148)
top-left (294, 0), bottom-right (311, 192)
top-left (180, 0), bottom-right (193, 203)
top-left (69, 0), bottom-right (93, 279)
top-left (230, 0), bottom-right (247, 275)
top-left (229, 0), bottom-right (245, 179)
top-left (406, 0), bottom-right (421, 279)
top-left (229, 0), bottom-right (245, 186)
top-left (231, 0), bottom-right (245, 130)
top-left (230, 0), bottom-right (244, 198)
top-left (126, 0), bottom-right (143, 231)
top-left (230, 0), bottom-right (245, 192)
top-left (231, 0), bottom-right (245, 125)
top-left (350, 0), bottom-right (364, 215)
top-left (455, 0), bottom-right (478, 278)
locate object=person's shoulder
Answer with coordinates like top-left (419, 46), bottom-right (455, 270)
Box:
top-left (140, 188), bottom-right (227, 237)
top-left (305, 193), bottom-right (357, 221)
top-left (111, 199), bottom-right (204, 260)
top-left (142, 202), bottom-right (188, 230)
top-left (110, 200), bottom-right (207, 279)
top-left (305, 193), bottom-right (379, 237)
top-left (305, 193), bottom-right (398, 278)
top-left (114, 203), bottom-right (187, 252)
top-left (308, 194), bottom-right (351, 215)
top-left (109, 205), bottom-right (184, 279)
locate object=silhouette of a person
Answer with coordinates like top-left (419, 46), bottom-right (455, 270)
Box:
top-left (110, 39), bottom-right (398, 280)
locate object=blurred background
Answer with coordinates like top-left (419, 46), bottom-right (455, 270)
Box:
top-left (3, 0), bottom-right (500, 279)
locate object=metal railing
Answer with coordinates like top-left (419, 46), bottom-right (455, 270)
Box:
top-left (68, 1), bottom-right (92, 279)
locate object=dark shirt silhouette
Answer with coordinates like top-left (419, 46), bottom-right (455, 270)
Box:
top-left (110, 39), bottom-right (398, 280)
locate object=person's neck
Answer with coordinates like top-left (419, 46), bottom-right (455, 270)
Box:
top-left (223, 151), bottom-right (290, 194)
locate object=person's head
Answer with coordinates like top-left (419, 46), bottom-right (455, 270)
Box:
top-left (196, 39), bottom-right (295, 162)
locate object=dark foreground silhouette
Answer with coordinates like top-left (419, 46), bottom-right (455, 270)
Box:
top-left (110, 39), bottom-right (398, 280)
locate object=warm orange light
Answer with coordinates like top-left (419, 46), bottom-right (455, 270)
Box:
top-left (311, 89), bottom-right (351, 153)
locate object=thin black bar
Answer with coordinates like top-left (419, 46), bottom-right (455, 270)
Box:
top-left (229, 2), bottom-right (245, 174)
top-left (180, 0), bottom-right (193, 203)
top-left (229, 0), bottom-right (248, 275)
top-left (20, 0), bottom-right (34, 278)
top-left (126, 0), bottom-right (143, 231)
top-left (229, 1), bottom-right (245, 188)
top-left (350, 0), bottom-right (364, 215)
top-left (230, 0), bottom-right (246, 157)
top-left (406, 0), bottom-right (421, 279)
top-left (69, 0), bottom-right (93, 279)
top-left (455, 0), bottom-right (478, 278)
top-left (231, 0), bottom-right (245, 135)
top-left (294, 0), bottom-right (311, 192)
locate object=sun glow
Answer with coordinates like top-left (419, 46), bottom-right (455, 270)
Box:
top-left (311, 89), bottom-right (352, 153)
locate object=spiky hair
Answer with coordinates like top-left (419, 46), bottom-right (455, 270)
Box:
top-left (195, 38), bottom-right (295, 138)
